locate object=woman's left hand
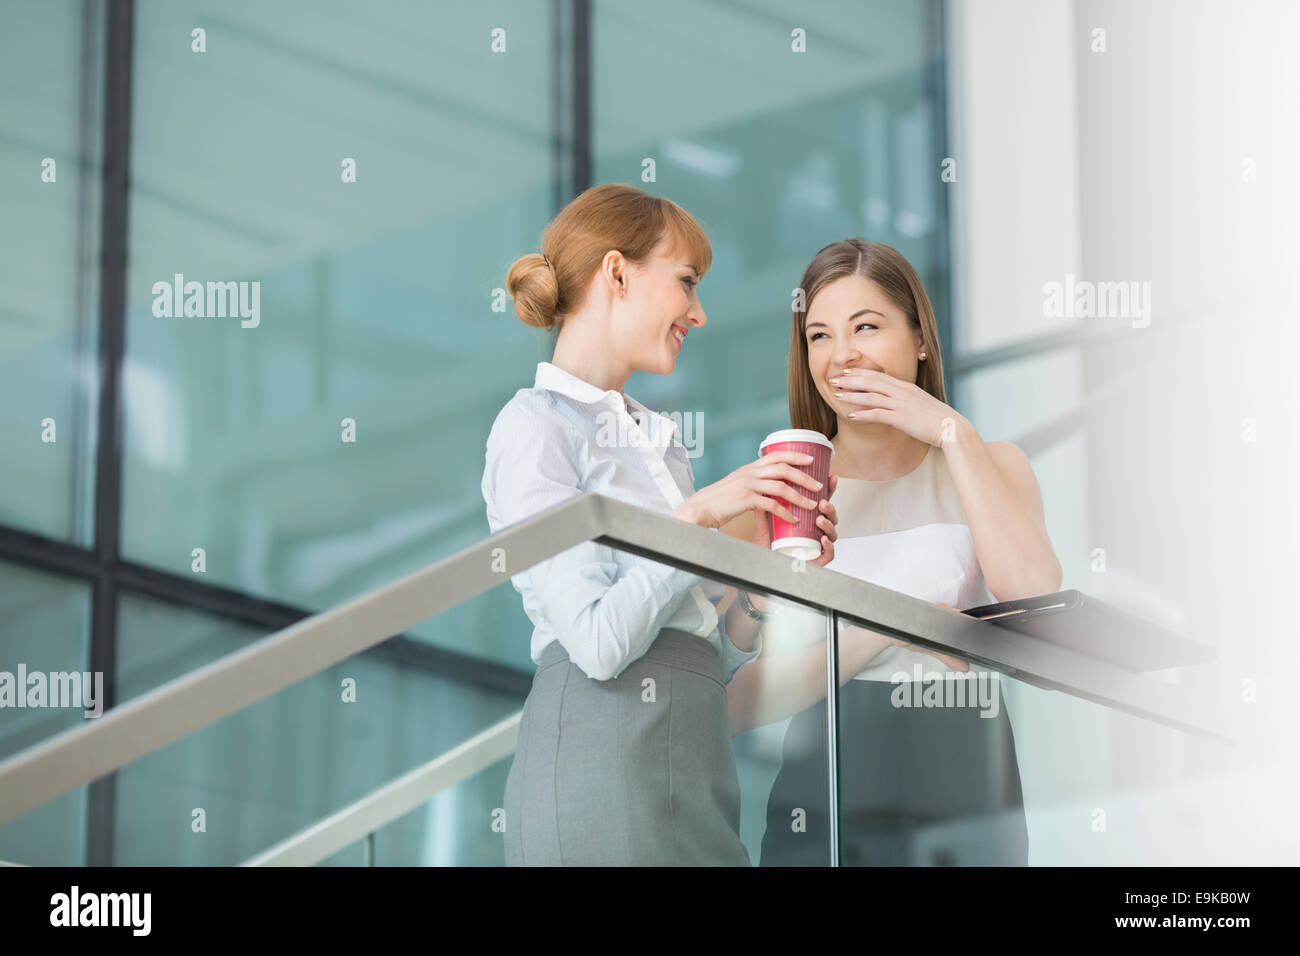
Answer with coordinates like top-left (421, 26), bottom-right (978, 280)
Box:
top-left (751, 474), bottom-right (839, 567)
top-left (831, 368), bottom-right (967, 447)
top-left (882, 601), bottom-right (971, 672)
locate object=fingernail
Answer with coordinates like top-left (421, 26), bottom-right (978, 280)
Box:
top-left (847, 412), bottom-right (857, 420)
top-left (814, 480), bottom-right (823, 489)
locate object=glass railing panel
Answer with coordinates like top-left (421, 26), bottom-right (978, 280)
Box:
top-left (831, 610), bottom-right (1023, 866)
top-left (750, 600), bottom-right (993, 866)
top-left (999, 672), bottom-right (1242, 866)
top-left (321, 757), bottom-right (514, 866)
top-left (829, 607), bottom-right (1243, 866)
top-left (0, 561), bottom-right (93, 865)
top-left (1, 499), bottom-right (1244, 867)
top-left (482, 540), bottom-right (832, 867)
top-left (734, 596), bottom-right (833, 867)
top-left (0, 587), bottom-right (528, 866)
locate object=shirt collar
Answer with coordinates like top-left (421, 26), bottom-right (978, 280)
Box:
top-left (534, 361), bottom-right (679, 452)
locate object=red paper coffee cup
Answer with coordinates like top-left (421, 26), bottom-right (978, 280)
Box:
top-left (758, 429), bottom-right (834, 560)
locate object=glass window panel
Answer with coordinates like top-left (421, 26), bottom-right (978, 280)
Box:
top-left (946, 0), bottom-right (1082, 357)
top-left (953, 347), bottom-right (1084, 445)
top-left (0, 0), bottom-right (103, 544)
top-left (120, 0), bottom-right (556, 673)
top-left (593, 0), bottom-right (949, 489)
top-left (953, 349), bottom-right (1091, 587)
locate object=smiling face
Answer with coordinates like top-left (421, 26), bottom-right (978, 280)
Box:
top-left (803, 274), bottom-right (924, 416)
top-left (619, 239), bottom-right (707, 375)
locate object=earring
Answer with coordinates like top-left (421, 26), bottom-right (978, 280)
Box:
top-left (919, 352), bottom-right (926, 360)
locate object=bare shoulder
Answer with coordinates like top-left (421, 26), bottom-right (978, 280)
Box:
top-left (985, 440), bottom-right (1032, 472)
top-left (985, 441), bottom-right (1046, 515)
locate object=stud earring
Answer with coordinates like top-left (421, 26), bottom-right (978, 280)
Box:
top-left (919, 351), bottom-right (926, 360)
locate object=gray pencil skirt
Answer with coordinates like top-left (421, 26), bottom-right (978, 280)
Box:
top-left (503, 627), bottom-right (751, 866)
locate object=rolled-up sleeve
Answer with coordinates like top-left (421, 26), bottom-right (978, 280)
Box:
top-left (483, 400), bottom-right (703, 681)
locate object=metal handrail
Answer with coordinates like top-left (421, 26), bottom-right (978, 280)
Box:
top-left (0, 491), bottom-right (1244, 830)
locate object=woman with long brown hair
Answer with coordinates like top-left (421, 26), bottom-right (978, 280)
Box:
top-left (724, 239), bottom-right (1062, 865)
top-left (482, 183), bottom-right (840, 865)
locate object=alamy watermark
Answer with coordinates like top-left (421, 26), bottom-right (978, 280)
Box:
top-left (0, 665), bottom-right (104, 718)
top-left (50, 886), bottom-right (150, 935)
top-left (889, 664), bottom-right (1001, 718)
top-left (1042, 274), bottom-right (1151, 328)
top-left (151, 273), bottom-right (261, 328)
top-left (595, 409), bottom-right (704, 459)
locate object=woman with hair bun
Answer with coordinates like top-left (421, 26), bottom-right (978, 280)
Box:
top-left (482, 183), bottom-right (841, 866)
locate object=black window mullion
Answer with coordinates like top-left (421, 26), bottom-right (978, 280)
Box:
top-left (86, 0), bottom-right (134, 869)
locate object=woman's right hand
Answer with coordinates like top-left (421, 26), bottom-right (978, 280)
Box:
top-left (674, 451), bottom-right (826, 529)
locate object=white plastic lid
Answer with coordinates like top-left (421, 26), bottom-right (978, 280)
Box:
top-left (759, 429), bottom-right (834, 452)
top-left (770, 537), bottom-right (823, 560)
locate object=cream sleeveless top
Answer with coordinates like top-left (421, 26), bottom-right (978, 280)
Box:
top-left (761, 443), bottom-right (995, 682)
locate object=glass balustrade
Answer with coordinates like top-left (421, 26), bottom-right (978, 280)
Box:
top-left (0, 511), bottom-right (1241, 866)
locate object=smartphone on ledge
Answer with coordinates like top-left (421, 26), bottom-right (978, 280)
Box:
top-left (964, 589), bottom-right (1083, 621)
top-left (962, 589), bottom-right (1215, 672)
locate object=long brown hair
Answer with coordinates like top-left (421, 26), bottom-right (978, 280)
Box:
top-left (505, 183), bottom-right (712, 330)
top-left (789, 239), bottom-right (946, 439)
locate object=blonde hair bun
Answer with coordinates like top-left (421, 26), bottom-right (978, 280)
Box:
top-left (505, 252), bottom-right (560, 330)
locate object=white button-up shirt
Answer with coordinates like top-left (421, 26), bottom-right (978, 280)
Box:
top-left (481, 361), bottom-right (761, 683)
